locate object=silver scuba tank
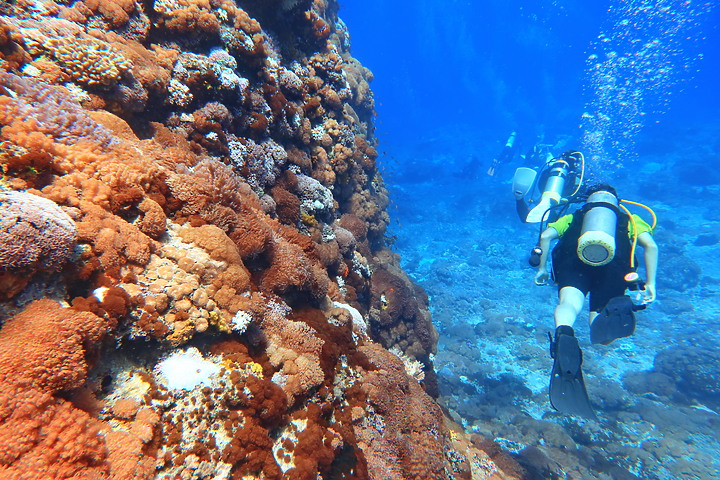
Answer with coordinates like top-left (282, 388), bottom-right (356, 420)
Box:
top-left (525, 158), bottom-right (569, 223)
top-left (577, 190), bottom-right (618, 266)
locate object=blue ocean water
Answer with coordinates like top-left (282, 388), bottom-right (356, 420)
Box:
top-left (342, 1), bottom-right (720, 479)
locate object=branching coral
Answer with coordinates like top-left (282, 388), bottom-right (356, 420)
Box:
top-left (227, 137), bottom-right (288, 191)
top-left (168, 50), bottom-right (247, 108)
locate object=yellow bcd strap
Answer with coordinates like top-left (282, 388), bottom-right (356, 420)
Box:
top-left (619, 199), bottom-right (657, 269)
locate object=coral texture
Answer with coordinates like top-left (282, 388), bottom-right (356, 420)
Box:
top-left (0, 190), bottom-right (77, 271)
top-left (0, 300), bottom-right (135, 479)
top-left (0, 71), bottom-right (116, 147)
top-left (0, 0), bottom-right (513, 478)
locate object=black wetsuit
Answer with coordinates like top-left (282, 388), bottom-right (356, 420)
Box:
top-left (551, 207), bottom-right (634, 312)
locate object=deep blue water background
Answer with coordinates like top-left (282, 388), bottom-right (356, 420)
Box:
top-left (342, 1), bottom-right (720, 151)
top-left (339, 2), bottom-right (720, 479)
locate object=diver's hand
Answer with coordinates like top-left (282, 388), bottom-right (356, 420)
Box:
top-left (534, 268), bottom-right (550, 286)
top-left (639, 283), bottom-right (656, 304)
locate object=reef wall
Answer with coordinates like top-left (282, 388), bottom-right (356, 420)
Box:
top-left (0, 1), bottom-right (522, 478)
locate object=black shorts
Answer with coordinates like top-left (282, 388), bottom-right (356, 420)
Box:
top-left (552, 254), bottom-right (627, 312)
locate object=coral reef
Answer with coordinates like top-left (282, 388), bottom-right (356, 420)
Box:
top-left (0, 1), bottom-right (514, 478)
top-left (627, 344), bottom-right (720, 409)
top-left (0, 190), bottom-right (77, 270)
top-left (0, 190), bottom-right (78, 299)
top-left (0, 299), bottom-right (158, 479)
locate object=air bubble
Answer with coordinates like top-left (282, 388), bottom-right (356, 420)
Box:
top-left (580, 0), bottom-right (715, 174)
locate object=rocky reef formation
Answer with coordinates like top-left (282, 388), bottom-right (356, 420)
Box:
top-left (0, 1), bottom-right (521, 478)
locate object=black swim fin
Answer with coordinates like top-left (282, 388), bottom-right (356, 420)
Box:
top-left (590, 296), bottom-right (643, 346)
top-left (549, 326), bottom-right (595, 418)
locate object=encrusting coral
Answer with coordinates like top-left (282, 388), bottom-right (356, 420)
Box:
top-left (0, 299), bottom-right (156, 479)
top-left (0, 190), bottom-right (77, 271)
top-left (0, 1), bottom-right (523, 479)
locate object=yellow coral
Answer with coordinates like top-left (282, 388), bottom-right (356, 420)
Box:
top-left (208, 309), bottom-right (231, 333)
top-left (246, 361), bottom-right (264, 378)
top-left (301, 211), bottom-right (318, 227)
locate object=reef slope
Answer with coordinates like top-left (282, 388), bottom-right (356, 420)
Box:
top-left (0, 1), bottom-right (520, 479)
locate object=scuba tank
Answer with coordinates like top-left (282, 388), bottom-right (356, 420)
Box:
top-left (576, 190), bottom-right (618, 266)
top-left (525, 156), bottom-right (573, 223)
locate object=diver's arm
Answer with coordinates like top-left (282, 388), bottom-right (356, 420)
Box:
top-left (638, 232), bottom-right (658, 303)
top-left (534, 227), bottom-right (559, 285)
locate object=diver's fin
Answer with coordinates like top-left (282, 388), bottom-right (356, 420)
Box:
top-left (590, 296), bottom-right (637, 346)
top-left (549, 326), bottom-right (595, 418)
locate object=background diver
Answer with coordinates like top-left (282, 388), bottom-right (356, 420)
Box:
top-left (487, 131), bottom-right (571, 178)
top-left (487, 131), bottom-right (518, 177)
top-left (512, 149), bottom-right (585, 224)
top-left (532, 184), bottom-right (658, 417)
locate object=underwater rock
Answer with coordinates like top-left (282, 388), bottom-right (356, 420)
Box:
top-left (653, 345), bottom-right (720, 406)
top-left (694, 232), bottom-right (719, 246)
top-left (659, 253), bottom-right (702, 291)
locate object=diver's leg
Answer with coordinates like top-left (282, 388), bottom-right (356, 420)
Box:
top-left (548, 323), bottom-right (594, 417)
top-left (554, 286), bottom-right (585, 328)
top-left (549, 287), bottom-right (594, 416)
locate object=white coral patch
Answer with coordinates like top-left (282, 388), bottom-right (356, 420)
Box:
top-left (155, 347), bottom-right (221, 391)
top-left (333, 301), bottom-right (367, 337)
top-left (231, 310), bottom-right (253, 334)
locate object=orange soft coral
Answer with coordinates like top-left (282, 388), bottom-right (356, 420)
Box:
top-left (179, 224), bottom-right (243, 265)
top-left (353, 343), bottom-right (449, 480)
top-left (0, 299), bottom-right (106, 392)
top-left (229, 205), bottom-right (274, 259)
top-left (166, 158), bottom-right (260, 229)
top-left (0, 300), bottom-right (158, 479)
top-left (75, 200), bottom-right (156, 271)
top-left (0, 300), bottom-right (109, 478)
top-left (82, 0), bottom-right (137, 28)
top-left (260, 234), bottom-right (329, 302)
top-left (154, 0), bottom-right (220, 37)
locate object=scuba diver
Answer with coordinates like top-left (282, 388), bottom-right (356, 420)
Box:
top-left (487, 131), bottom-right (518, 177)
top-left (512, 150), bottom-right (585, 224)
top-left (533, 184), bottom-right (658, 417)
